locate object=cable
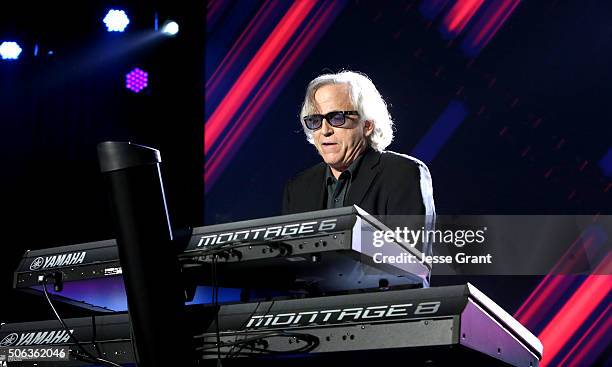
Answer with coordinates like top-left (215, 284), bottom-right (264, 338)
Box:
top-left (192, 297), bottom-right (279, 359)
top-left (226, 299), bottom-right (278, 359)
top-left (211, 254), bottom-right (222, 366)
top-left (42, 276), bottom-right (123, 367)
top-left (226, 301), bottom-right (264, 359)
top-left (195, 331), bottom-right (319, 356)
top-left (193, 299), bottom-right (264, 359)
top-left (198, 242), bottom-right (288, 362)
top-left (197, 331), bottom-right (319, 351)
top-left (180, 237), bottom-right (296, 264)
top-left (91, 314), bottom-right (104, 360)
top-left (195, 257), bottom-right (281, 361)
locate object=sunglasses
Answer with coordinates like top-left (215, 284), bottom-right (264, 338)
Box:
top-left (303, 110), bottom-right (360, 130)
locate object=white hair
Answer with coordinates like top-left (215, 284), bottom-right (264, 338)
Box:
top-left (299, 70), bottom-right (394, 152)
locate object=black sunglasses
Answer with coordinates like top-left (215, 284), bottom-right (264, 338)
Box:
top-left (303, 110), bottom-right (360, 130)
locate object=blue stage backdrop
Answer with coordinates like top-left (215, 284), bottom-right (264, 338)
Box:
top-left (203, 2), bottom-right (611, 366)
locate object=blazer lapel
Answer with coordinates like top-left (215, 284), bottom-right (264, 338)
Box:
top-left (346, 149), bottom-right (381, 206)
top-left (313, 164), bottom-right (327, 210)
top-left (304, 163), bottom-right (327, 211)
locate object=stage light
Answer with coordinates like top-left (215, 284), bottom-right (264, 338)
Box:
top-left (0, 41), bottom-right (22, 60)
top-left (161, 21), bottom-right (179, 36)
top-left (126, 68), bottom-right (148, 93)
top-left (103, 9), bottom-right (130, 32)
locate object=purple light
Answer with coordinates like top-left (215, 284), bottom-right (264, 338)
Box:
top-left (125, 67), bottom-right (148, 93)
top-left (29, 277), bottom-right (243, 312)
top-left (32, 276), bottom-right (127, 312)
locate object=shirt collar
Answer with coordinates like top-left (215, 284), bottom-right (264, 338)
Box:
top-left (325, 147), bottom-right (369, 184)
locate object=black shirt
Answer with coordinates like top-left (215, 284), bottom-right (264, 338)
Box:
top-left (325, 150), bottom-right (367, 208)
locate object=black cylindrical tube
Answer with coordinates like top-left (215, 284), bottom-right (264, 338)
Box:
top-left (97, 141), bottom-right (194, 366)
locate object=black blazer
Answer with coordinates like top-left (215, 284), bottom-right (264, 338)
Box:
top-left (282, 149), bottom-right (435, 223)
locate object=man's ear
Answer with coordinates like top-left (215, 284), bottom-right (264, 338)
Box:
top-left (364, 120), bottom-right (374, 137)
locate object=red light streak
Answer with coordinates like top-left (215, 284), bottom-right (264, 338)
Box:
top-left (205, 2), bottom-right (335, 189)
top-left (442, 0), bottom-right (484, 36)
top-left (204, 0), bottom-right (317, 156)
top-left (538, 254), bottom-right (612, 366)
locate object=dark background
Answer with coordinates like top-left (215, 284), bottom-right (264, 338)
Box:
top-left (0, 0), bottom-right (610, 364)
top-left (1, 0), bottom-right (204, 320)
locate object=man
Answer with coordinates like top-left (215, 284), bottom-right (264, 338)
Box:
top-left (282, 71), bottom-right (435, 225)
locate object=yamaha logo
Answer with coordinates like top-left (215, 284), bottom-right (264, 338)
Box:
top-left (27, 252), bottom-right (87, 271)
top-left (0, 333), bottom-right (18, 347)
top-left (0, 330), bottom-right (73, 347)
top-left (29, 257), bottom-right (45, 271)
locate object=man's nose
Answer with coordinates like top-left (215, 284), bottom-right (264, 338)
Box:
top-left (321, 119), bottom-right (334, 137)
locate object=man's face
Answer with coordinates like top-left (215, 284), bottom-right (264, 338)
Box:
top-left (312, 83), bottom-right (373, 175)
